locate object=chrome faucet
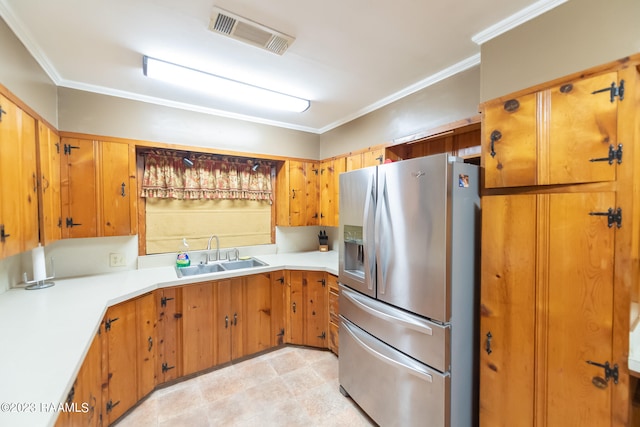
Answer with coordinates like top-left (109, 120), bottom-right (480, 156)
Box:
top-left (228, 248), bottom-right (239, 261)
top-left (206, 234), bottom-right (220, 263)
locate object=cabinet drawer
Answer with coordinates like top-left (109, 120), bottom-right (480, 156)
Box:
top-left (329, 286), bottom-right (339, 323)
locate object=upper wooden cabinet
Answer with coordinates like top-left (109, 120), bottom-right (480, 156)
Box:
top-left (0, 94), bottom-right (39, 259)
top-left (37, 122), bottom-right (61, 245)
top-left (60, 137), bottom-right (137, 238)
top-left (319, 158), bottom-right (346, 227)
top-left (276, 160), bottom-right (319, 226)
top-left (346, 147), bottom-right (385, 171)
top-left (483, 71), bottom-right (622, 188)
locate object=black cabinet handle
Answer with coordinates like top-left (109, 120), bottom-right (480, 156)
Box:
top-left (233, 313), bottom-right (238, 326)
top-left (121, 182), bottom-right (126, 197)
top-left (225, 315), bottom-right (229, 329)
top-left (148, 336), bottom-right (153, 352)
top-left (292, 302), bottom-right (297, 313)
top-left (485, 332), bottom-right (493, 355)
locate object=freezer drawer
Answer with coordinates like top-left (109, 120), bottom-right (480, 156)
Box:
top-left (339, 317), bottom-right (450, 427)
top-left (340, 284), bottom-right (450, 371)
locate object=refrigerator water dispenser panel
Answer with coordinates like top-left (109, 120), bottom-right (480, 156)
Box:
top-left (343, 225), bottom-right (364, 278)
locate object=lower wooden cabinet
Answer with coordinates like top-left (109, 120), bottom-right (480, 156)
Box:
top-left (59, 269), bottom-right (331, 426)
top-left (156, 287), bottom-right (182, 384)
top-left (103, 292), bottom-right (156, 425)
top-left (55, 330), bottom-right (104, 427)
top-left (181, 281), bottom-right (216, 376)
top-left (287, 270), bottom-right (328, 348)
top-left (480, 192), bottom-right (618, 426)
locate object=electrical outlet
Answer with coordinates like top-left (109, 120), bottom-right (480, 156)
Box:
top-left (109, 253), bottom-right (126, 267)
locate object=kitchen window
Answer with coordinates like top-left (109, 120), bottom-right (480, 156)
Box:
top-left (140, 150), bottom-right (273, 254)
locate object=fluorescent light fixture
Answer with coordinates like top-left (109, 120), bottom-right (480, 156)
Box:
top-left (142, 56), bottom-right (310, 113)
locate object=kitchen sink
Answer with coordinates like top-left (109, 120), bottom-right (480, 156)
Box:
top-left (175, 257), bottom-right (268, 277)
top-left (220, 258), bottom-right (267, 270)
top-left (175, 262), bottom-right (225, 277)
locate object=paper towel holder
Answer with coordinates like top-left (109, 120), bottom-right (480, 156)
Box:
top-left (23, 257), bottom-right (55, 290)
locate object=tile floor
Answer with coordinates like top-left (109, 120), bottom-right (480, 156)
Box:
top-left (116, 346), bottom-right (376, 426)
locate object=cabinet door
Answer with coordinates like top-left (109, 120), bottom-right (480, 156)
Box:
top-left (362, 148), bottom-right (384, 167)
top-left (182, 282), bottom-right (215, 375)
top-left (289, 160), bottom-right (319, 226)
top-left (243, 273), bottom-right (272, 356)
top-left (105, 299), bottom-right (137, 424)
top-left (216, 279), bottom-right (233, 365)
top-left (136, 293), bottom-right (156, 399)
top-left (288, 270), bottom-right (305, 345)
top-left (0, 95), bottom-right (38, 258)
top-left (545, 192), bottom-right (615, 426)
top-left (548, 72), bottom-right (619, 185)
top-left (55, 330), bottom-right (104, 427)
top-left (304, 271), bottom-right (328, 348)
top-left (480, 195), bottom-right (537, 427)
top-left (270, 271), bottom-right (287, 346)
top-left (100, 140), bottom-right (136, 236)
top-left (156, 287), bottom-right (182, 384)
top-left (37, 122), bottom-right (61, 245)
top-left (319, 158), bottom-right (345, 227)
top-left (61, 138), bottom-right (97, 238)
top-left (483, 93), bottom-right (537, 188)
top-left (19, 109), bottom-right (38, 251)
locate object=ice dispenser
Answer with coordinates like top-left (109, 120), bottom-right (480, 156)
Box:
top-left (343, 225), bottom-right (365, 278)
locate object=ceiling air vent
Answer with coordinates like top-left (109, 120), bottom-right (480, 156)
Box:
top-left (208, 7), bottom-right (295, 55)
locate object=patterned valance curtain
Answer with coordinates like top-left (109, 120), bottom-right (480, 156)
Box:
top-left (141, 151), bottom-right (272, 202)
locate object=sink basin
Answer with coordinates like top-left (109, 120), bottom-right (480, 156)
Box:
top-left (221, 258), bottom-right (267, 270)
top-left (175, 263), bottom-right (225, 277)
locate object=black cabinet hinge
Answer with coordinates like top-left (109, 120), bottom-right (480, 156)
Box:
top-left (66, 217), bottom-right (82, 228)
top-left (317, 278), bottom-right (326, 287)
top-left (0, 224), bottom-right (10, 243)
top-left (590, 144), bottom-right (622, 165)
top-left (160, 296), bottom-right (174, 307)
top-left (63, 143), bottom-right (80, 155)
top-left (161, 362), bottom-right (175, 373)
top-left (589, 207), bottom-right (622, 228)
top-left (277, 328), bottom-right (285, 337)
top-left (105, 400), bottom-right (120, 413)
top-left (104, 317), bottom-right (119, 332)
top-left (317, 331), bottom-right (326, 340)
top-left (591, 80), bottom-right (625, 102)
top-left (586, 360), bottom-right (619, 384)
top-left (0, 105), bottom-right (6, 122)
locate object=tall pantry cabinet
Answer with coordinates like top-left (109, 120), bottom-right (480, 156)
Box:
top-left (479, 58), bottom-right (640, 427)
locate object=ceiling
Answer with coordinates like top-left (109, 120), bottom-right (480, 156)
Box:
top-left (0, 0), bottom-right (565, 134)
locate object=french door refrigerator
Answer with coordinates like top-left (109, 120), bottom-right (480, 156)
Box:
top-left (338, 153), bottom-right (479, 427)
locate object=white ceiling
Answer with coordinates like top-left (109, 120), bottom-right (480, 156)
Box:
top-left (0, 0), bottom-right (565, 134)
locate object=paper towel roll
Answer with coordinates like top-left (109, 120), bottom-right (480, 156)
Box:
top-left (32, 245), bottom-right (47, 282)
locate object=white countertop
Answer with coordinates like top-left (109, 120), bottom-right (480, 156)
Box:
top-left (0, 250), bottom-right (337, 427)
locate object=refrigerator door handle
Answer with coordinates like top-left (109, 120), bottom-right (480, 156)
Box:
top-left (362, 171), bottom-right (376, 291)
top-left (342, 319), bottom-right (434, 383)
top-left (375, 170), bottom-right (391, 295)
top-left (342, 287), bottom-right (433, 335)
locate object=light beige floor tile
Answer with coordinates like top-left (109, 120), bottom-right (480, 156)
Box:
top-left (120, 347), bottom-right (375, 427)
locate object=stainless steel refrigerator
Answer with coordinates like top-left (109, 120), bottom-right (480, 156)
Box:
top-left (338, 153), bottom-right (479, 427)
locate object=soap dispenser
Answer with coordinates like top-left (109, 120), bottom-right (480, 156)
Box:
top-left (176, 238), bottom-right (191, 268)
